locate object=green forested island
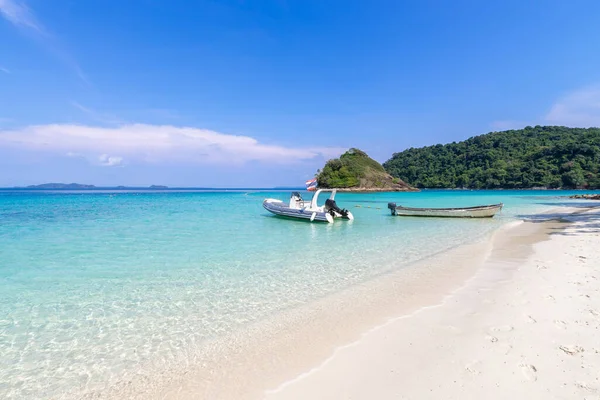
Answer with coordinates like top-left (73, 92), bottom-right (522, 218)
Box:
top-left (317, 148), bottom-right (416, 191)
top-left (383, 126), bottom-right (600, 189)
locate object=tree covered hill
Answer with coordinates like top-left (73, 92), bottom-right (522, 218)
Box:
top-left (317, 148), bottom-right (417, 191)
top-left (383, 126), bottom-right (600, 189)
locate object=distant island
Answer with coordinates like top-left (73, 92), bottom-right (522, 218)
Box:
top-left (26, 183), bottom-right (97, 189)
top-left (317, 148), bottom-right (417, 192)
top-left (23, 183), bottom-right (169, 190)
top-left (384, 126), bottom-right (600, 189)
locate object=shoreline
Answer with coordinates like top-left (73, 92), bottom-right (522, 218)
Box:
top-left (267, 206), bottom-right (600, 399)
top-left (80, 206), bottom-right (596, 399)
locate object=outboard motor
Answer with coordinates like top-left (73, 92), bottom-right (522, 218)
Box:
top-left (325, 198), bottom-right (350, 218)
top-left (387, 202), bottom-right (397, 216)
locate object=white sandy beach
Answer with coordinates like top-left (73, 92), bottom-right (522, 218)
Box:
top-left (265, 207), bottom-right (600, 400)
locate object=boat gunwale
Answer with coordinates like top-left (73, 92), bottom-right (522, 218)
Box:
top-left (394, 203), bottom-right (503, 212)
top-left (262, 200), bottom-right (333, 222)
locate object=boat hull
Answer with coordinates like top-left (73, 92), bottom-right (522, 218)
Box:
top-left (263, 200), bottom-right (334, 223)
top-left (389, 203), bottom-right (503, 218)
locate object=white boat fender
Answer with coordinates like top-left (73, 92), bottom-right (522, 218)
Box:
top-left (310, 212), bottom-right (316, 222)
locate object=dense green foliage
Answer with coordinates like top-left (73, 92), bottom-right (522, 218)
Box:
top-left (318, 148), bottom-right (411, 189)
top-left (383, 126), bottom-right (600, 189)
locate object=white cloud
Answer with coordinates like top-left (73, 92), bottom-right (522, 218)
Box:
top-left (0, 0), bottom-right (43, 32)
top-left (0, 66), bottom-right (10, 74)
top-left (98, 154), bottom-right (123, 167)
top-left (0, 123), bottom-right (346, 165)
top-left (490, 84), bottom-right (600, 131)
top-left (545, 85), bottom-right (600, 128)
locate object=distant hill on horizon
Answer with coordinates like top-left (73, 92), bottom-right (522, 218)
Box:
top-left (12, 184), bottom-right (308, 190)
top-left (383, 126), bottom-right (600, 189)
top-left (22, 183), bottom-right (170, 190)
top-left (26, 183), bottom-right (97, 189)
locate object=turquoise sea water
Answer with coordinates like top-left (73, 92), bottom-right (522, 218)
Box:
top-left (0, 189), bottom-right (596, 398)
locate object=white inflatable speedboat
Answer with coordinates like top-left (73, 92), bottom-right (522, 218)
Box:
top-left (263, 189), bottom-right (354, 223)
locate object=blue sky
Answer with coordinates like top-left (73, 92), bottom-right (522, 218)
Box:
top-left (1, 0), bottom-right (600, 187)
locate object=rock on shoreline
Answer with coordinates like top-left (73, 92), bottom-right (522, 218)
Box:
top-left (569, 194), bottom-right (600, 200)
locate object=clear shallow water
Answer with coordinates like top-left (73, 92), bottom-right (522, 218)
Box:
top-left (0, 189), bottom-right (595, 398)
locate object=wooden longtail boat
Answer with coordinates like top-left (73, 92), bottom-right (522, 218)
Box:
top-left (387, 202), bottom-right (503, 218)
